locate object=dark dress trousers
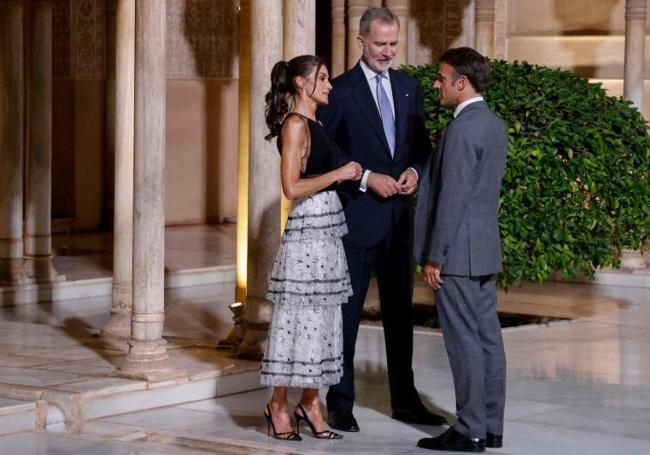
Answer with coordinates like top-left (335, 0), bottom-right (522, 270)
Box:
top-left (414, 100), bottom-right (508, 439)
top-left (318, 63), bottom-right (431, 413)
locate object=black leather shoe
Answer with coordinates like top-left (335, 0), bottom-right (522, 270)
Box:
top-left (417, 427), bottom-right (485, 452)
top-left (486, 432), bottom-right (502, 448)
top-left (327, 410), bottom-right (360, 432)
top-left (392, 405), bottom-right (447, 426)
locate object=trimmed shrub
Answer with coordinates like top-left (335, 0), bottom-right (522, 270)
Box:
top-left (402, 61), bottom-right (650, 287)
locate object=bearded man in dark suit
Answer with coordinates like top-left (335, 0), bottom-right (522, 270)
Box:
top-left (318, 7), bottom-right (445, 432)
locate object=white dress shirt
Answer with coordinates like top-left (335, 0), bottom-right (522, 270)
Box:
top-left (454, 96), bottom-right (484, 118)
top-left (357, 60), bottom-right (417, 192)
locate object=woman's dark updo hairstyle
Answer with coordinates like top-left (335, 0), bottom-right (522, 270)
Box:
top-left (265, 55), bottom-right (323, 140)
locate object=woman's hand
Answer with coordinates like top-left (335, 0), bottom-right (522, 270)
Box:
top-left (336, 161), bottom-right (363, 182)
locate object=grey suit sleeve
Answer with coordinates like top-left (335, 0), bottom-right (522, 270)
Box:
top-left (410, 82), bottom-right (433, 178)
top-left (427, 124), bottom-right (480, 267)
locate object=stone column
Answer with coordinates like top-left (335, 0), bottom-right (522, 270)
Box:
top-left (235, 0), bottom-right (283, 359)
top-left (24, 0), bottom-right (60, 283)
top-left (620, 0), bottom-right (647, 269)
top-left (347, 0), bottom-right (370, 69)
top-left (475, 0), bottom-right (495, 58)
top-left (284, 0), bottom-right (315, 57)
top-left (119, 0), bottom-right (179, 380)
top-left (0, 1), bottom-right (29, 286)
top-left (385, 0), bottom-right (409, 67)
top-left (281, 0), bottom-right (315, 232)
top-left (103, 0), bottom-right (135, 342)
top-left (331, 0), bottom-right (345, 77)
top-left (623, 0), bottom-right (647, 112)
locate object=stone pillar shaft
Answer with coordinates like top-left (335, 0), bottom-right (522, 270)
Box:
top-left (281, 0), bottom-right (315, 232)
top-left (283, 0), bottom-right (315, 58)
top-left (104, 0), bottom-right (135, 341)
top-left (385, 0), bottom-right (409, 67)
top-left (621, 0), bottom-right (647, 269)
top-left (475, 0), bottom-right (496, 58)
top-left (120, 0), bottom-right (178, 380)
top-left (331, 0), bottom-right (345, 77)
top-left (236, 0), bottom-right (283, 359)
top-left (624, 0), bottom-right (647, 111)
top-left (347, 0), bottom-right (371, 70)
top-left (0, 1), bottom-right (28, 285)
top-left (24, 0), bottom-right (59, 283)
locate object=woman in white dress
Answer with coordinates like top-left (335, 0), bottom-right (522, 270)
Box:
top-left (261, 55), bottom-right (362, 441)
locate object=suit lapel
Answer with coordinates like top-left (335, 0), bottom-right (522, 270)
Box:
top-left (350, 64), bottom-right (392, 158)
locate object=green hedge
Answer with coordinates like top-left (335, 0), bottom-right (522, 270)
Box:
top-left (402, 61), bottom-right (650, 287)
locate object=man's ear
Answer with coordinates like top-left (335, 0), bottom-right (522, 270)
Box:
top-left (457, 75), bottom-right (468, 91)
top-left (357, 34), bottom-right (364, 51)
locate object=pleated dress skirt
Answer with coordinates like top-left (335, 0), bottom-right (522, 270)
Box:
top-left (260, 190), bottom-right (352, 388)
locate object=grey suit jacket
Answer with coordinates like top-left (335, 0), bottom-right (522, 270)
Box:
top-left (414, 101), bottom-right (508, 276)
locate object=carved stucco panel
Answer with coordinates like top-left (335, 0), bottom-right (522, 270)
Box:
top-left (72, 0), bottom-right (105, 79)
top-left (166, 0), bottom-right (237, 79)
top-left (53, 0), bottom-right (71, 78)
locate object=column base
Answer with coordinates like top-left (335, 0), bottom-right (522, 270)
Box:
top-left (234, 322), bottom-right (268, 360)
top-left (216, 324), bottom-right (244, 350)
top-left (102, 281), bottom-right (133, 343)
top-left (620, 249), bottom-right (646, 269)
top-left (216, 301), bottom-right (244, 349)
top-left (24, 256), bottom-right (65, 283)
top-left (102, 311), bottom-right (132, 348)
top-left (118, 339), bottom-right (184, 381)
top-left (0, 258), bottom-right (33, 286)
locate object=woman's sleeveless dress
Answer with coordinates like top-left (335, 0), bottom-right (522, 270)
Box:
top-left (260, 113), bottom-right (353, 388)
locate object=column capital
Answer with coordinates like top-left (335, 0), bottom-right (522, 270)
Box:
top-left (348, 0), bottom-right (370, 18)
top-left (385, 0), bottom-right (408, 16)
top-left (332, 0), bottom-right (345, 18)
top-left (626, 0), bottom-right (647, 21)
top-left (476, 0), bottom-right (496, 22)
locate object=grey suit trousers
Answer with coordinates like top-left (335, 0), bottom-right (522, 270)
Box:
top-left (435, 274), bottom-right (506, 438)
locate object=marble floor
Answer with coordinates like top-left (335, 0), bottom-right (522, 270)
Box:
top-left (51, 224), bottom-right (236, 281)
top-left (0, 277), bottom-right (649, 453)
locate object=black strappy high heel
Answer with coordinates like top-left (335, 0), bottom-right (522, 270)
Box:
top-left (294, 404), bottom-right (343, 440)
top-left (264, 404), bottom-right (302, 441)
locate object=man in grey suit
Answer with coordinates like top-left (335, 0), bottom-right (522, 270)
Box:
top-left (414, 47), bottom-right (508, 453)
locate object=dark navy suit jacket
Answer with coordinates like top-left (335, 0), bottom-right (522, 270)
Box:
top-left (318, 63), bottom-right (432, 248)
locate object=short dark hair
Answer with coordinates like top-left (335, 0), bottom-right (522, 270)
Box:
top-left (439, 47), bottom-right (490, 94)
top-left (359, 7), bottom-right (400, 36)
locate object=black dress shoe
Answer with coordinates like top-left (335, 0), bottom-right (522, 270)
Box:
top-left (486, 432), bottom-right (502, 448)
top-left (327, 410), bottom-right (360, 432)
top-left (417, 427), bottom-right (485, 452)
top-left (392, 405), bottom-right (447, 426)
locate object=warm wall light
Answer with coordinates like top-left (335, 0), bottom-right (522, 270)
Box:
top-left (236, 0), bottom-right (251, 303)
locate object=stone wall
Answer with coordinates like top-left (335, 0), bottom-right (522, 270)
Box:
top-left (406, 0), bottom-right (649, 118)
top-left (51, 0), bottom-right (240, 231)
top-left (505, 0), bottom-right (650, 118)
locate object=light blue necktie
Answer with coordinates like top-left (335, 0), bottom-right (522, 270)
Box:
top-left (375, 74), bottom-right (396, 157)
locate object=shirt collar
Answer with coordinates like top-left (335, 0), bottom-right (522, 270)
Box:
top-left (453, 96), bottom-right (484, 118)
top-left (359, 59), bottom-right (391, 82)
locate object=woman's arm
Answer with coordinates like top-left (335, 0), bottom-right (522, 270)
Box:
top-left (280, 116), bottom-right (361, 200)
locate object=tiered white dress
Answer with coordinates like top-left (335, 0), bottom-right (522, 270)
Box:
top-left (260, 115), bottom-right (352, 388)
